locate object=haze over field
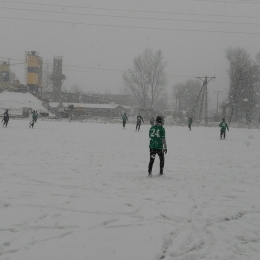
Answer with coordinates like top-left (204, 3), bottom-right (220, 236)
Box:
top-left (1, 0), bottom-right (260, 105)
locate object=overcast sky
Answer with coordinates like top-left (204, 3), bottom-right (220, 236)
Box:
top-left (1, 0), bottom-right (260, 107)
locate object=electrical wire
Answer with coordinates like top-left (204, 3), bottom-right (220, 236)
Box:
top-left (0, 0), bottom-right (259, 18)
top-left (0, 6), bottom-right (260, 26)
top-left (0, 56), bottom-right (208, 78)
top-left (194, 0), bottom-right (260, 4)
top-left (10, 62), bottom-right (26, 65)
top-left (0, 16), bottom-right (259, 35)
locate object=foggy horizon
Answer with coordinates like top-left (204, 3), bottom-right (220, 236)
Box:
top-left (1, 0), bottom-right (260, 108)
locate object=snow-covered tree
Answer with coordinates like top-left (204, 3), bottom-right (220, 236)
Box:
top-left (123, 48), bottom-right (167, 108)
top-left (226, 47), bottom-right (260, 123)
top-left (173, 79), bottom-right (201, 117)
top-left (153, 91), bottom-right (169, 112)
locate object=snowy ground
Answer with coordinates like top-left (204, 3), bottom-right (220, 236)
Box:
top-left (1, 119), bottom-right (260, 260)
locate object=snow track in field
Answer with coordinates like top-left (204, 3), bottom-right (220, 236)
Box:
top-left (1, 120), bottom-right (260, 260)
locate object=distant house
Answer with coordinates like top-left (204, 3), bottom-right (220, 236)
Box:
top-left (92, 94), bottom-right (137, 107)
top-left (0, 91), bottom-right (52, 117)
top-left (42, 92), bottom-right (111, 104)
top-left (48, 102), bottom-right (131, 118)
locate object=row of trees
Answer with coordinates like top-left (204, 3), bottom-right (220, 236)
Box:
top-left (171, 47), bottom-right (260, 124)
top-left (41, 46), bottom-right (260, 124)
top-left (173, 80), bottom-right (202, 118)
top-left (41, 48), bottom-right (169, 111)
top-left (224, 47), bottom-right (260, 124)
top-left (122, 48), bottom-right (210, 119)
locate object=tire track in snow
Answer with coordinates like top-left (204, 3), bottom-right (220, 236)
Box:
top-left (156, 177), bottom-right (222, 259)
top-left (0, 198), bottom-right (77, 257)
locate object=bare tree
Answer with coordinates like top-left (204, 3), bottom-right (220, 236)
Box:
top-left (173, 79), bottom-right (201, 117)
top-left (173, 83), bottom-right (185, 113)
top-left (42, 60), bottom-right (53, 93)
top-left (153, 91), bottom-right (169, 112)
top-left (123, 48), bottom-right (167, 108)
top-left (254, 53), bottom-right (260, 122)
top-left (226, 47), bottom-right (259, 123)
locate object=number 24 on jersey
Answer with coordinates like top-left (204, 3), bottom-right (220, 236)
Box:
top-left (150, 129), bottom-right (160, 138)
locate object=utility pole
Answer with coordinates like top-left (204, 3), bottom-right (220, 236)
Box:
top-left (195, 76), bottom-right (215, 125)
top-left (229, 69), bottom-right (243, 125)
top-left (213, 90), bottom-right (223, 116)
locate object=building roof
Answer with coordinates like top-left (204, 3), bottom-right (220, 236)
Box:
top-left (0, 91), bottom-right (52, 114)
top-left (49, 102), bottom-right (131, 109)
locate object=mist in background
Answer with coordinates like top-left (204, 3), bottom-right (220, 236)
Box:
top-left (1, 0), bottom-right (260, 110)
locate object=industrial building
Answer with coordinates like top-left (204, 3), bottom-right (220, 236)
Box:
top-left (1, 51), bottom-right (136, 119)
top-left (0, 61), bottom-right (10, 89)
top-left (25, 51), bottom-right (42, 94)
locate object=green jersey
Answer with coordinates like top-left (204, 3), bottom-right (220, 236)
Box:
top-left (32, 113), bottom-right (38, 121)
top-left (219, 121), bottom-right (229, 131)
top-left (122, 115), bottom-right (128, 121)
top-left (149, 125), bottom-right (165, 149)
top-left (188, 118), bottom-right (192, 124)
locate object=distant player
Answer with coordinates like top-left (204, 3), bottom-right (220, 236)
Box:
top-left (219, 118), bottom-right (229, 139)
top-left (34, 111), bottom-right (39, 122)
top-left (29, 110), bottom-right (38, 128)
top-left (136, 114), bottom-right (144, 132)
top-left (2, 109), bottom-right (9, 127)
top-left (188, 116), bottom-right (192, 130)
top-left (122, 112), bottom-right (128, 128)
top-left (148, 116), bottom-right (167, 176)
top-left (150, 117), bottom-right (155, 126)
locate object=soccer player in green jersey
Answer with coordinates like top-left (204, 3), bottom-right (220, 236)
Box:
top-left (122, 113), bottom-right (128, 128)
top-left (148, 116), bottom-right (167, 176)
top-left (136, 114), bottom-right (144, 132)
top-left (29, 110), bottom-right (38, 128)
top-left (188, 116), bottom-right (192, 130)
top-left (219, 118), bottom-right (229, 139)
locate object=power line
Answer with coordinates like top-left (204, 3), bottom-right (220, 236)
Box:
top-left (0, 56), bottom-right (200, 78)
top-left (193, 76), bottom-right (216, 125)
top-left (64, 69), bottom-right (199, 78)
top-left (213, 90), bottom-right (223, 115)
top-left (1, 0), bottom-right (260, 19)
top-left (194, 0), bottom-right (260, 4)
top-left (0, 16), bottom-right (259, 35)
top-left (1, 6), bottom-right (260, 27)
top-left (0, 55), bottom-right (228, 81)
top-left (64, 64), bottom-right (124, 73)
top-left (0, 57), bottom-right (23, 61)
top-left (10, 62), bottom-right (26, 65)
top-left (0, 56), bottom-right (125, 72)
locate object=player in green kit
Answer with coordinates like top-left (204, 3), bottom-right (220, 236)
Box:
top-left (122, 113), bottom-right (128, 128)
top-left (219, 118), bottom-right (229, 139)
top-left (188, 116), bottom-right (192, 130)
top-left (148, 116), bottom-right (167, 176)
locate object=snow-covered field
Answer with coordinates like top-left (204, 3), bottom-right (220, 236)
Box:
top-left (1, 120), bottom-right (260, 260)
